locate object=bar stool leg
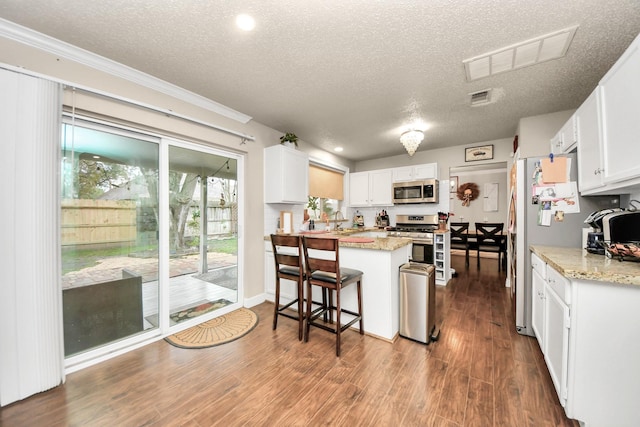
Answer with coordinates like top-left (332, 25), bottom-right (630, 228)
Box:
top-left (335, 288), bottom-right (341, 357)
top-left (357, 280), bottom-right (364, 335)
top-left (273, 277), bottom-right (280, 331)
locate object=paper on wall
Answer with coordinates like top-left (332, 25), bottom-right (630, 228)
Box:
top-left (483, 183), bottom-right (498, 212)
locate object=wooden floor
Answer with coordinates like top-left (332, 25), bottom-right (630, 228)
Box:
top-left (1, 255), bottom-right (578, 427)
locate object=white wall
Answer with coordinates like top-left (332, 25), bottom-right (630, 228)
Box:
top-left (355, 137), bottom-right (513, 176)
top-left (449, 168), bottom-right (508, 225)
top-left (517, 109), bottom-right (574, 158)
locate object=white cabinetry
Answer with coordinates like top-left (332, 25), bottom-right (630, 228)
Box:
top-left (434, 232), bottom-right (450, 286)
top-left (529, 249), bottom-right (640, 426)
top-left (544, 266), bottom-right (570, 408)
top-left (349, 170), bottom-right (393, 207)
top-left (531, 252), bottom-right (546, 352)
top-left (599, 34), bottom-right (640, 186)
top-left (392, 163), bottom-right (438, 182)
top-left (576, 89), bottom-right (604, 192)
top-left (575, 33), bottom-right (640, 195)
top-left (264, 145), bottom-right (309, 204)
top-left (550, 115), bottom-right (576, 155)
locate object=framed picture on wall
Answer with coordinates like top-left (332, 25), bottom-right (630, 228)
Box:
top-left (465, 144), bottom-right (494, 162)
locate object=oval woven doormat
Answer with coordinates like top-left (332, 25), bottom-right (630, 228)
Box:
top-left (165, 307), bottom-right (258, 349)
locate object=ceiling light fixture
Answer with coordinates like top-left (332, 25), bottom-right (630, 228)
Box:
top-left (400, 130), bottom-right (424, 156)
top-left (334, 147), bottom-right (343, 152)
top-left (236, 14), bottom-right (255, 31)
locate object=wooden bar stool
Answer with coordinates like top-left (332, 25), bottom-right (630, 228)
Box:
top-left (270, 234), bottom-right (306, 341)
top-left (302, 236), bottom-right (364, 357)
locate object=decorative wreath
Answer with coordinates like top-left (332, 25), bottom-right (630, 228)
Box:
top-left (457, 182), bottom-right (479, 207)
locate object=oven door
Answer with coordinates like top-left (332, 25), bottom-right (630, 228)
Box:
top-left (411, 239), bottom-right (434, 264)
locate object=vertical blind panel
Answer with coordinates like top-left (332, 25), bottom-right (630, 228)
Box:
top-left (309, 164), bottom-right (344, 200)
top-left (0, 69), bottom-right (64, 406)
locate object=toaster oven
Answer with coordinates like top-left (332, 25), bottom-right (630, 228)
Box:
top-left (602, 210), bottom-right (640, 243)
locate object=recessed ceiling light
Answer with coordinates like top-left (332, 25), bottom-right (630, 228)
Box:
top-left (92, 155), bottom-right (100, 159)
top-left (236, 14), bottom-right (255, 31)
top-left (334, 147), bottom-right (343, 152)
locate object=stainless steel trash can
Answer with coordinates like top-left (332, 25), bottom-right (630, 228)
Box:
top-left (399, 262), bottom-right (439, 344)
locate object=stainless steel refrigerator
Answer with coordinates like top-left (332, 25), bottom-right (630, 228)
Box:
top-left (508, 153), bottom-right (620, 337)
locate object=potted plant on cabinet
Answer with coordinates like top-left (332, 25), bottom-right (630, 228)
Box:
top-left (279, 132), bottom-right (299, 148)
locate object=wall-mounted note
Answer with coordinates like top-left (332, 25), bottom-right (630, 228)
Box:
top-left (541, 156), bottom-right (569, 183)
top-left (280, 211), bottom-right (293, 234)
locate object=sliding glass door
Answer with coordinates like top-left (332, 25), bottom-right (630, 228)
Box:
top-left (61, 119), bottom-right (239, 358)
top-left (61, 120), bottom-right (160, 357)
top-left (165, 144), bottom-right (238, 325)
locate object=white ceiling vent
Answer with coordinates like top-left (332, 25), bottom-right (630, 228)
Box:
top-left (469, 89), bottom-right (492, 106)
top-left (463, 25), bottom-right (578, 82)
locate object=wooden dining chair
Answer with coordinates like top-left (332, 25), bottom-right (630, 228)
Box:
top-left (475, 223), bottom-right (505, 271)
top-left (449, 222), bottom-right (470, 268)
top-left (302, 235), bottom-right (364, 356)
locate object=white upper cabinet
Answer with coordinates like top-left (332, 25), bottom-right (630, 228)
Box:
top-left (264, 145), bottom-right (309, 204)
top-left (392, 163), bottom-right (438, 182)
top-left (576, 89), bottom-right (604, 192)
top-left (551, 115), bottom-right (577, 155)
top-left (349, 169), bottom-right (393, 207)
top-left (599, 34), bottom-right (640, 185)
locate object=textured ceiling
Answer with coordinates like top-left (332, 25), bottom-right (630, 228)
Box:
top-left (1, 1), bottom-right (639, 161)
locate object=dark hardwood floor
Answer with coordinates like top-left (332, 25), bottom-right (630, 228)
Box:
top-left (1, 255), bottom-right (578, 426)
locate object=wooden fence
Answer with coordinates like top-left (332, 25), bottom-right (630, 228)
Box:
top-left (61, 199), bottom-right (136, 247)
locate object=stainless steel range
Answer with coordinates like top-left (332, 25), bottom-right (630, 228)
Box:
top-left (388, 214), bottom-right (438, 263)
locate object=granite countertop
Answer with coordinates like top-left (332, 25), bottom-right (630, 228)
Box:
top-left (530, 245), bottom-right (640, 286)
top-left (265, 228), bottom-right (412, 251)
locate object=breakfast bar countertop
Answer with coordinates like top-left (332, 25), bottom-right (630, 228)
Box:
top-left (530, 245), bottom-right (640, 286)
top-left (265, 228), bottom-right (412, 251)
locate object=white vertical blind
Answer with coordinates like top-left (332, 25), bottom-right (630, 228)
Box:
top-left (0, 69), bottom-right (64, 406)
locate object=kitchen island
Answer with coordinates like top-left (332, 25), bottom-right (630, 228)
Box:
top-left (265, 231), bottom-right (412, 341)
top-left (529, 245), bottom-right (640, 427)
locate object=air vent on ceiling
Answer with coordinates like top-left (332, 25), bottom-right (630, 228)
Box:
top-left (469, 89), bottom-right (492, 106)
top-left (462, 25), bottom-right (579, 82)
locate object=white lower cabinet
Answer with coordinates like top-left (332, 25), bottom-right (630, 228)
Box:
top-left (531, 250), bottom-right (640, 426)
top-left (544, 281), bottom-right (570, 407)
top-left (531, 261), bottom-right (545, 352)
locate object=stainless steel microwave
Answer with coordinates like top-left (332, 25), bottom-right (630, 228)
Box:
top-left (393, 179), bottom-right (439, 204)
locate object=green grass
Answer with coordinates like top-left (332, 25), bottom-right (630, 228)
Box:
top-left (207, 237), bottom-right (237, 254)
top-left (62, 237), bottom-right (237, 274)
